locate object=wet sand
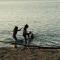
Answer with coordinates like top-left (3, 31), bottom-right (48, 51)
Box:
top-left (0, 47), bottom-right (60, 60)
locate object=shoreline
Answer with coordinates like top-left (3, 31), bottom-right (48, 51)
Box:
top-left (0, 47), bottom-right (60, 60)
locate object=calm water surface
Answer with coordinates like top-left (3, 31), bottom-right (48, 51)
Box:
top-left (0, 1), bottom-right (60, 47)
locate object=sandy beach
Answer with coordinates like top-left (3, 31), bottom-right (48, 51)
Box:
top-left (0, 47), bottom-right (60, 60)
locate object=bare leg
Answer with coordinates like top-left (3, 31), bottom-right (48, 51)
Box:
top-left (24, 36), bottom-right (27, 45)
top-left (13, 36), bottom-right (17, 48)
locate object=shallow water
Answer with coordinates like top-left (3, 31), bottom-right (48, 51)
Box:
top-left (0, 1), bottom-right (60, 47)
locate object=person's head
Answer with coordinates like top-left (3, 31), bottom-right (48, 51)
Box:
top-left (14, 26), bottom-right (18, 30)
top-left (25, 24), bottom-right (29, 29)
top-left (29, 31), bottom-right (32, 34)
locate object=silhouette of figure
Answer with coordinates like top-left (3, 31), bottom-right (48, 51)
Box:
top-left (13, 26), bottom-right (22, 48)
top-left (23, 24), bottom-right (29, 45)
top-left (13, 26), bottom-right (22, 41)
top-left (29, 31), bottom-right (34, 39)
top-left (28, 31), bottom-right (34, 45)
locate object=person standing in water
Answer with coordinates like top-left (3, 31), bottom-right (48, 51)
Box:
top-left (28, 31), bottom-right (34, 45)
top-left (13, 26), bottom-right (22, 41)
top-left (29, 31), bottom-right (34, 39)
top-left (23, 24), bottom-right (30, 45)
top-left (13, 26), bottom-right (22, 48)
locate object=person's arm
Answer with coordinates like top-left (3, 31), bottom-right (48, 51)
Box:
top-left (18, 27), bottom-right (23, 31)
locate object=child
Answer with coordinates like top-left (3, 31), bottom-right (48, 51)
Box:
top-left (29, 31), bottom-right (34, 39)
top-left (13, 26), bottom-right (22, 41)
top-left (13, 26), bottom-right (22, 48)
top-left (28, 31), bottom-right (34, 45)
top-left (23, 24), bottom-right (29, 45)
